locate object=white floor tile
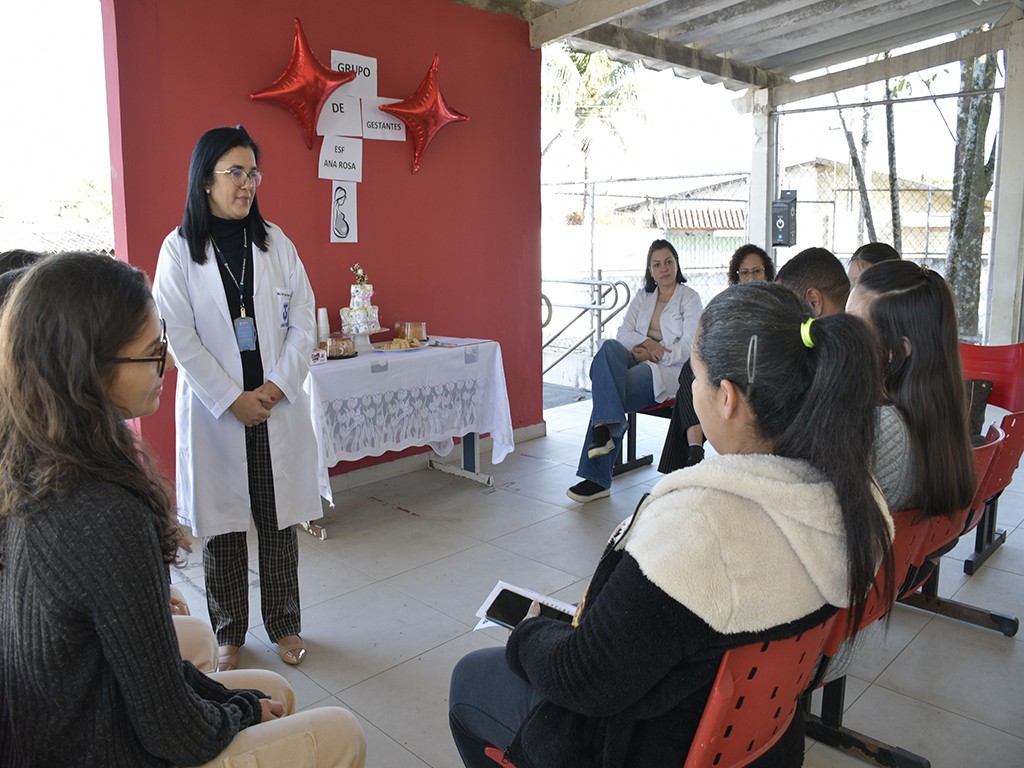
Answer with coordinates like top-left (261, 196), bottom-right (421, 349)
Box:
top-left (839, 684), bottom-right (1024, 767)
top-left (340, 631), bottom-right (500, 768)
top-left (383, 542), bottom-right (579, 627)
top-left (294, 581), bottom-right (469, 694)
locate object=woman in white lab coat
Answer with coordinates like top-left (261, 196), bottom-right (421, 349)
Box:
top-left (566, 240), bottom-right (703, 503)
top-left (154, 125), bottom-right (321, 673)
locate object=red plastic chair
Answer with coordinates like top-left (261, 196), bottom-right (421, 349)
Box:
top-left (682, 621), bottom-right (832, 768)
top-left (485, 621), bottom-right (832, 768)
top-left (895, 422), bottom-right (1019, 637)
top-left (962, 411), bottom-right (1024, 574)
top-left (964, 424), bottom-right (1004, 530)
top-left (804, 510), bottom-right (931, 768)
top-left (614, 398), bottom-right (677, 476)
top-left (959, 342), bottom-right (1024, 412)
top-left (900, 429), bottom-right (999, 590)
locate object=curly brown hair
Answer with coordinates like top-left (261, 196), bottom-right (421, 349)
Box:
top-left (0, 252), bottom-right (180, 568)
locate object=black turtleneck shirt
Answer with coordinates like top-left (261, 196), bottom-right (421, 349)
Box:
top-left (209, 216), bottom-right (263, 391)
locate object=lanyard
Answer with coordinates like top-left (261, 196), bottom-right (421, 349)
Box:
top-left (212, 229), bottom-right (249, 318)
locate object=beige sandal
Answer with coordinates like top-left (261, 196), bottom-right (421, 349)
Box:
top-left (276, 635), bottom-right (306, 666)
top-left (217, 644), bottom-right (239, 672)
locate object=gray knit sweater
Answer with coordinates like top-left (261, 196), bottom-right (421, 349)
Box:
top-left (874, 405), bottom-right (919, 512)
top-left (0, 482), bottom-right (264, 767)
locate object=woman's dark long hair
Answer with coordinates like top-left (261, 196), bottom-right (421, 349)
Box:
top-left (850, 242), bottom-right (900, 271)
top-left (856, 260), bottom-right (974, 519)
top-left (0, 253), bottom-right (179, 567)
top-left (180, 125), bottom-right (270, 264)
top-left (727, 243), bottom-right (775, 285)
top-left (695, 282), bottom-right (893, 630)
top-left (643, 239), bottom-right (686, 292)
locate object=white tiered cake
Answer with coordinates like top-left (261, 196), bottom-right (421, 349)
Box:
top-left (339, 283), bottom-right (380, 334)
top-left (339, 263), bottom-right (381, 339)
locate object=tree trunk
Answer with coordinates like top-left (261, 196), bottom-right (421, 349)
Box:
top-left (885, 77), bottom-right (902, 254)
top-left (837, 106), bottom-right (877, 242)
top-left (947, 44), bottom-right (998, 340)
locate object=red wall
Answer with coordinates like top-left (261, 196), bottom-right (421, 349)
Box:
top-left (101, 0), bottom-right (542, 478)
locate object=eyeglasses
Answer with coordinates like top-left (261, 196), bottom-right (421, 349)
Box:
top-left (212, 168), bottom-right (264, 188)
top-left (111, 319), bottom-right (168, 377)
top-left (738, 267), bottom-right (765, 278)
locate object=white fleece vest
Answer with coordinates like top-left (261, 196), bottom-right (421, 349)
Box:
top-left (623, 454), bottom-right (892, 635)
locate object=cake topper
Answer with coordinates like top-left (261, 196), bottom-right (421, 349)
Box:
top-left (351, 263), bottom-right (368, 284)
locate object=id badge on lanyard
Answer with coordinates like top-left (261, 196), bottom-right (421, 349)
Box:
top-left (234, 311), bottom-right (257, 352)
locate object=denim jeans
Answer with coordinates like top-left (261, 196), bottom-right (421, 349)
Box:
top-left (576, 340), bottom-right (657, 489)
top-left (449, 647), bottom-right (545, 768)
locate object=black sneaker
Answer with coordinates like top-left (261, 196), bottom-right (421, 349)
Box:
top-left (587, 425), bottom-right (615, 459)
top-left (684, 445), bottom-right (705, 467)
top-left (567, 480), bottom-right (611, 503)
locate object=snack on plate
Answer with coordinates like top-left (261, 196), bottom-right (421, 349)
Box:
top-left (379, 338), bottom-right (422, 350)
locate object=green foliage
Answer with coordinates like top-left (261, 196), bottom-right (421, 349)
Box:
top-left (542, 42), bottom-right (641, 160)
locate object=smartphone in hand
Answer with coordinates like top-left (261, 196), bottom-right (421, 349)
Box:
top-left (485, 588), bottom-right (574, 630)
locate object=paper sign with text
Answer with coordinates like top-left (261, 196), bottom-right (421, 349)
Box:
top-left (316, 93), bottom-right (362, 137)
top-left (362, 97), bottom-right (407, 142)
top-left (330, 181), bottom-right (358, 243)
top-left (318, 136), bottom-right (363, 182)
top-left (330, 51), bottom-right (378, 99)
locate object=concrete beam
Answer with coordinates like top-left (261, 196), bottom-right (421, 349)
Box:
top-left (529, 0), bottom-right (666, 47)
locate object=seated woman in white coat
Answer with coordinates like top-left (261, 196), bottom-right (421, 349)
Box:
top-left (567, 240), bottom-right (703, 503)
top-left (154, 126), bottom-right (323, 673)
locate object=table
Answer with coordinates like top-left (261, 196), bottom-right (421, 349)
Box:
top-left (304, 336), bottom-right (515, 506)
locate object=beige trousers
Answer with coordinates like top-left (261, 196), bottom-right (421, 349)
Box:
top-left (198, 670), bottom-right (367, 768)
top-left (171, 596), bottom-right (366, 768)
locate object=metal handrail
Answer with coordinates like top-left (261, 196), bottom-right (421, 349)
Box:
top-left (541, 275), bottom-right (632, 375)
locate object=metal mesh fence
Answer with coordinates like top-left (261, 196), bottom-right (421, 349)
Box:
top-left (542, 89), bottom-right (999, 390)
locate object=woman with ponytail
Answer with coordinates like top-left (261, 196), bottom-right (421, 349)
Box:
top-left (449, 282), bottom-right (894, 768)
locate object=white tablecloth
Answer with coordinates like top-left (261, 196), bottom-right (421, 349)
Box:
top-left (304, 337), bottom-right (515, 498)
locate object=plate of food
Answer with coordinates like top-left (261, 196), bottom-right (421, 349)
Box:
top-left (373, 339), bottom-right (430, 352)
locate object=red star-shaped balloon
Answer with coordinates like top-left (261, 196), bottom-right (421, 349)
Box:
top-left (380, 55), bottom-right (468, 173)
top-left (250, 18), bottom-right (356, 149)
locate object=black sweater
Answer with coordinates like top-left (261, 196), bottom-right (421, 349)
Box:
top-left (0, 482), bottom-right (264, 767)
top-left (504, 455), bottom-right (861, 768)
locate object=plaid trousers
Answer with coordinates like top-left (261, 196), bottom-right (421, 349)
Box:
top-left (202, 422), bottom-right (300, 646)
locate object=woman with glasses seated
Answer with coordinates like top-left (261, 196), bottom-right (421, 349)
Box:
top-left (659, 244), bottom-right (774, 472)
top-left (450, 282), bottom-right (893, 768)
top-left (154, 125), bottom-right (322, 674)
top-left (566, 239), bottom-right (703, 503)
top-left (0, 253), bottom-right (366, 768)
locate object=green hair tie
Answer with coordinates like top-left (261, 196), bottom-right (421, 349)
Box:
top-left (800, 317), bottom-right (815, 348)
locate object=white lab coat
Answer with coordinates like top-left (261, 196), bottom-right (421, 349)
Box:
top-left (153, 224), bottom-right (324, 538)
top-left (615, 283), bottom-right (703, 402)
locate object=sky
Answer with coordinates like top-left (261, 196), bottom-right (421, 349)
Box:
top-left (0, 0), bottom-right (110, 216)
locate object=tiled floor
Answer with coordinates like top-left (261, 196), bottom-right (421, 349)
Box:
top-left (171, 400), bottom-right (1024, 768)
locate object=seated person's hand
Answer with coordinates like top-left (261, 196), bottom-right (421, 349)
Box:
top-left (525, 600), bottom-right (542, 620)
top-left (631, 345), bottom-right (651, 362)
top-left (640, 338), bottom-right (671, 363)
top-left (261, 699), bottom-right (285, 722)
top-left (169, 596), bottom-right (189, 615)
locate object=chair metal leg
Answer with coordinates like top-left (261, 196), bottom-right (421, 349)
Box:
top-left (898, 591), bottom-right (1019, 637)
top-left (804, 677), bottom-right (931, 767)
top-left (612, 412), bottom-right (653, 476)
top-left (805, 712), bottom-right (932, 768)
top-left (964, 497), bottom-right (1007, 575)
top-left (898, 558), bottom-right (1019, 637)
